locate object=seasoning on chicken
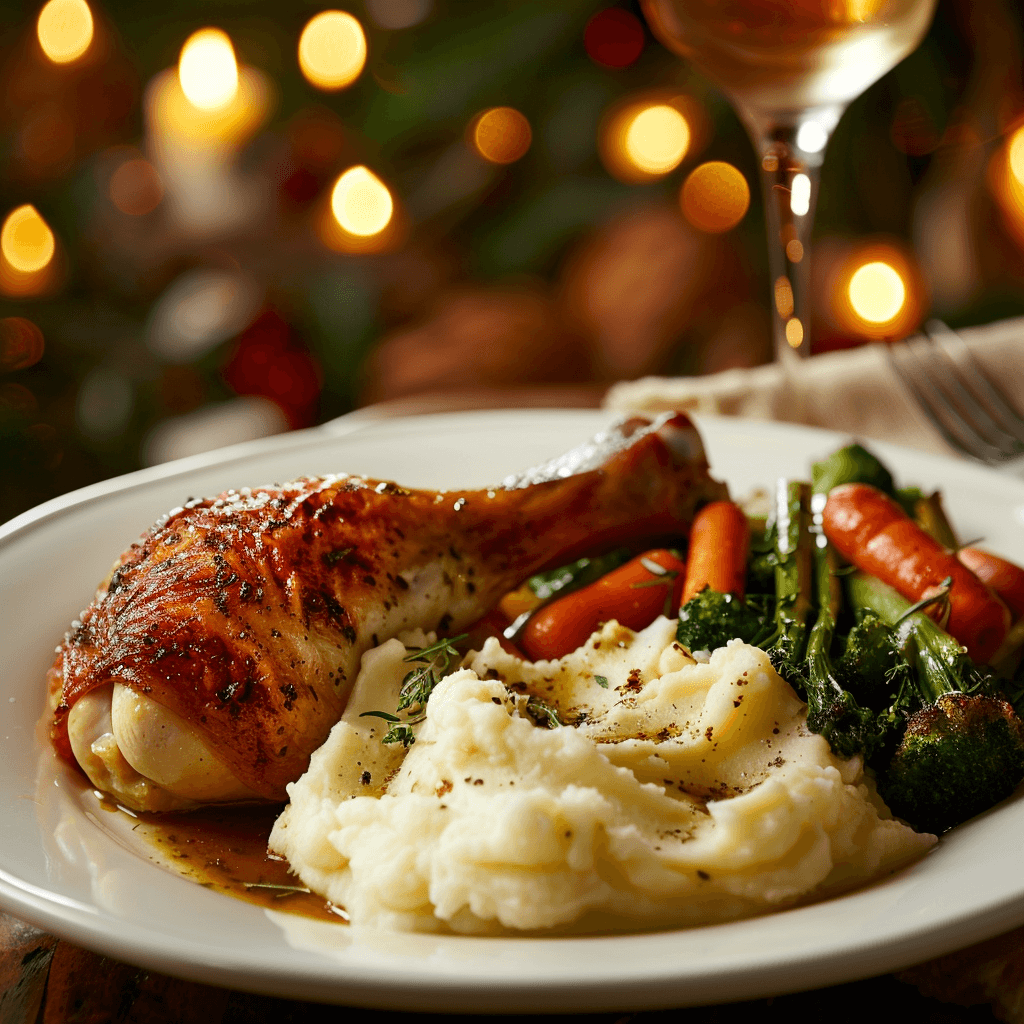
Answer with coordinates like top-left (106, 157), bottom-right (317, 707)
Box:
top-left (49, 411), bottom-right (728, 810)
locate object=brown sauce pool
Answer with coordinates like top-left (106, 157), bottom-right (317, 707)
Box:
top-left (126, 803), bottom-right (346, 924)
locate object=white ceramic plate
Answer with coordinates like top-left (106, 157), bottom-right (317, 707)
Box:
top-left (4, 409), bottom-right (1024, 1013)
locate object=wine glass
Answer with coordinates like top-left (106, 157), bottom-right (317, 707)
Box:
top-left (641, 0), bottom-right (938, 363)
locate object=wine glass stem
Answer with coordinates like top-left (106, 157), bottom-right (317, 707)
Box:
top-left (742, 109), bottom-right (843, 363)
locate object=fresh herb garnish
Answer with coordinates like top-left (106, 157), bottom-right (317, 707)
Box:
top-left (324, 547), bottom-right (354, 565)
top-left (524, 696), bottom-right (563, 729)
top-left (594, 674), bottom-right (609, 688)
top-left (360, 634), bottom-right (468, 747)
top-left (630, 557), bottom-right (681, 615)
top-left (243, 882), bottom-right (311, 898)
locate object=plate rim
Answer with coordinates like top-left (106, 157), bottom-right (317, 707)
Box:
top-left (4, 407), bottom-right (1024, 1012)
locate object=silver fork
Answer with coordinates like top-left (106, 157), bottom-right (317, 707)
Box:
top-left (887, 320), bottom-right (1024, 469)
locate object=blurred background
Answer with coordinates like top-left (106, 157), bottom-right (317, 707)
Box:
top-left (1, 0), bottom-right (1023, 524)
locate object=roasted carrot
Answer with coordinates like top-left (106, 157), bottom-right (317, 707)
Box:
top-left (680, 500), bottom-right (750, 604)
top-left (957, 547), bottom-right (1024, 623)
top-left (822, 482), bottom-right (1010, 663)
top-left (519, 549), bottom-right (686, 661)
top-left (498, 584), bottom-right (541, 623)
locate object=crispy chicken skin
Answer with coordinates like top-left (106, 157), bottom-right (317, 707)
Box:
top-left (49, 412), bottom-right (727, 803)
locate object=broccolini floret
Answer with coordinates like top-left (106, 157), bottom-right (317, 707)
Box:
top-left (675, 588), bottom-right (765, 652)
top-left (849, 571), bottom-right (1024, 833)
top-left (832, 611), bottom-right (911, 711)
top-left (882, 692), bottom-right (1024, 834)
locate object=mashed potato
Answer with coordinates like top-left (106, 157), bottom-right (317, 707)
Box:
top-left (269, 618), bottom-right (935, 934)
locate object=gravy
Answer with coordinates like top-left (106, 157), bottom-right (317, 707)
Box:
top-left (129, 803), bottom-right (345, 923)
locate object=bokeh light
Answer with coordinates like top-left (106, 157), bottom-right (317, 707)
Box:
top-left (795, 121), bottom-right (828, 154)
top-left (790, 173), bottom-right (811, 216)
top-left (600, 94), bottom-right (703, 184)
top-left (298, 11), bottom-right (367, 91)
top-left (0, 318), bottom-right (45, 371)
top-left (179, 29), bottom-right (238, 111)
top-left (37, 0), bottom-right (94, 65)
top-left (366, 0), bottom-right (432, 30)
top-left (1, 206), bottom-right (55, 274)
top-left (331, 166), bottom-right (394, 236)
top-left (680, 162), bottom-right (750, 233)
top-left (774, 276), bottom-right (794, 319)
top-left (624, 105), bottom-right (689, 175)
top-left (785, 317), bottom-right (804, 349)
top-left (472, 107), bottom-right (532, 165)
top-left (584, 8), bottom-right (645, 68)
top-left (827, 239), bottom-right (925, 340)
top-left (1010, 128), bottom-right (1024, 185)
top-left (109, 158), bottom-right (163, 216)
top-left (848, 261), bottom-right (906, 324)
top-left (988, 123), bottom-right (1024, 251)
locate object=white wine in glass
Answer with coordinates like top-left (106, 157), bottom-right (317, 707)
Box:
top-left (642, 0), bottom-right (938, 361)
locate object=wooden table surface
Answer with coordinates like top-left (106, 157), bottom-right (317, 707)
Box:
top-left (3, 906), bottom-right (1020, 1023)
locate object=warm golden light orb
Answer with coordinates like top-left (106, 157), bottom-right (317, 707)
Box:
top-left (848, 261), bottom-right (906, 324)
top-left (298, 11), bottom-right (367, 91)
top-left (1009, 126), bottom-right (1024, 188)
top-left (623, 104), bottom-right (690, 175)
top-left (1, 206), bottom-right (56, 274)
top-left (179, 29), bottom-right (239, 111)
top-left (331, 166), bottom-right (393, 236)
top-left (680, 162), bottom-right (750, 233)
top-left (785, 317), bottom-right (804, 349)
top-left (827, 239), bottom-right (924, 341)
top-left (472, 107), bottom-right (532, 165)
top-left (599, 92), bottom-right (706, 184)
top-left (37, 0), bottom-right (94, 65)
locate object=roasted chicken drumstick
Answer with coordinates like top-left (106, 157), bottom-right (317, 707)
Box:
top-left (49, 412), bottom-right (727, 810)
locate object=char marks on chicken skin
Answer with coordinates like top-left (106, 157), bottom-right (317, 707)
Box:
top-left (49, 412), bottom-right (728, 803)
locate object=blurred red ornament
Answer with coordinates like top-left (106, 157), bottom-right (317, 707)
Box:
top-left (221, 310), bottom-right (321, 429)
top-left (280, 165), bottom-right (322, 207)
top-left (584, 8), bottom-right (645, 69)
top-left (0, 317), bottom-right (45, 371)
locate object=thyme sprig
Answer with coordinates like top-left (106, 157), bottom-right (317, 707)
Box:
top-left (359, 633), bottom-right (467, 747)
top-left (524, 695), bottom-right (563, 729)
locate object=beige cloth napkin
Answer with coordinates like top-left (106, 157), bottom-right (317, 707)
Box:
top-left (604, 317), bottom-right (1024, 456)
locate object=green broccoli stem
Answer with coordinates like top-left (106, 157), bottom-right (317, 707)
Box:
top-left (759, 480), bottom-right (814, 676)
top-left (911, 492), bottom-right (960, 550)
top-left (806, 539), bottom-right (840, 682)
top-left (803, 541), bottom-right (886, 758)
top-left (847, 571), bottom-right (972, 703)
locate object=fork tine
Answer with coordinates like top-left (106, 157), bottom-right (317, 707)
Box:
top-left (914, 326), bottom-right (1024, 458)
top-left (924, 320), bottom-right (1024, 446)
top-left (886, 342), bottom-right (1009, 464)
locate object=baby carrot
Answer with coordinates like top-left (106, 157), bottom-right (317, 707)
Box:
top-left (822, 482), bottom-right (1009, 663)
top-left (519, 549), bottom-right (686, 661)
top-left (680, 500), bottom-right (750, 604)
top-left (957, 547), bottom-right (1024, 623)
